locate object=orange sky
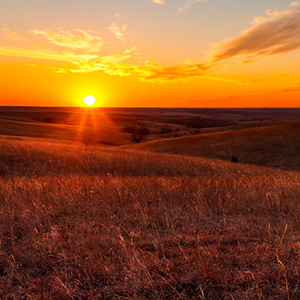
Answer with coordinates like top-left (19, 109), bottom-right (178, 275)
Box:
top-left (1, 0), bottom-right (300, 107)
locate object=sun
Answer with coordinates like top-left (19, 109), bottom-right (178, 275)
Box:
top-left (83, 95), bottom-right (96, 106)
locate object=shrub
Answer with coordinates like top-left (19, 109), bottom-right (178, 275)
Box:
top-left (231, 156), bottom-right (238, 163)
top-left (131, 126), bottom-right (150, 143)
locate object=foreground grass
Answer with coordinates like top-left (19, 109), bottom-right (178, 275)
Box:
top-left (1, 138), bottom-right (300, 299)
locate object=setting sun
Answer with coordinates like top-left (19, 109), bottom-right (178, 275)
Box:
top-left (83, 95), bottom-right (96, 106)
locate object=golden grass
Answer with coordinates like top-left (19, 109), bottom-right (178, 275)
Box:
top-left (1, 137), bottom-right (300, 299)
top-left (128, 121), bottom-right (300, 171)
top-left (0, 118), bottom-right (129, 146)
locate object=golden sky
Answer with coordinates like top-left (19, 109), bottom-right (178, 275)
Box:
top-left (1, 0), bottom-right (300, 107)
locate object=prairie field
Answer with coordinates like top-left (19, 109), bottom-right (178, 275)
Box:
top-left (2, 108), bottom-right (300, 299)
top-left (3, 0), bottom-right (300, 296)
top-left (128, 121), bottom-right (300, 171)
top-left (1, 134), bottom-right (300, 299)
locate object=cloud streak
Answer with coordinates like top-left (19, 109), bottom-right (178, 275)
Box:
top-left (136, 62), bottom-right (210, 83)
top-left (0, 24), bottom-right (244, 84)
top-left (153, 0), bottom-right (165, 4)
top-left (0, 47), bottom-right (97, 65)
top-left (177, 0), bottom-right (208, 13)
top-left (71, 57), bottom-right (212, 83)
top-left (278, 84), bottom-right (300, 93)
top-left (210, 2), bottom-right (300, 64)
top-left (1, 28), bottom-right (23, 41)
top-left (0, 26), bottom-right (222, 84)
top-left (31, 29), bottom-right (103, 53)
top-left (70, 54), bottom-right (133, 76)
top-left (108, 23), bottom-right (127, 40)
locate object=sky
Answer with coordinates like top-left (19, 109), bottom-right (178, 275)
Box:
top-left (0, 0), bottom-right (300, 107)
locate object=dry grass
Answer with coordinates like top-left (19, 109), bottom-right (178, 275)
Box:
top-left (1, 137), bottom-right (300, 299)
top-left (0, 118), bottom-right (129, 146)
top-left (127, 121), bottom-right (300, 171)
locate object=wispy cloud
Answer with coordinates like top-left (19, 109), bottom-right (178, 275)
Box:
top-left (0, 37), bottom-right (242, 84)
top-left (0, 25), bottom-right (223, 83)
top-left (31, 29), bottom-right (103, 53)
top-left (278, 84), bottom-right (300, 93)
top-left (0, 47), bottom-right (97, 65)
top-left (71, 54), bottom-right (133, 76)
top-left (108, 23), bottom-right (127, 40)
top-left (177, 0), bottom-right (208, 13)
top-left (209, 2), bottom-right (300, 64)
top-left (68, 54), bottom-right (212, 83)
top-left (123, 46), bottom-right (136, 54)
top-left (0, 26), bottom-right (219, 83)
top-left (1, 28), bottom-right (23, 41)
top-left (136, 62), bottom-right (210, 83)
top-left (153, 0), bottom-right (166, 4)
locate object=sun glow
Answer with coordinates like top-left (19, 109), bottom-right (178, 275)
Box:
top-left (83, 95), bottom-right (96, 106)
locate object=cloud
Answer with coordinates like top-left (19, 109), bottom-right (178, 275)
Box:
top-left (0, 47), bottom-right (97, 65)
top-left (136, 62), bottom-right (210, 83)
top-left (69, 54), bottom-right (212, 83)
top-left (31, 29), bottom-right (103, 52)
top-left (49, 67), bottom-right (67, 74)
top-left (123, 46), bottom-right (136, 54)
top-left (177, 0), bottom-right (208, 13)
top-left (290, 1), bottom-right (300, 7)
top-left (108, 23), bottom-right (127, 40)
top-left (278, 84), bottom-right (300, 93)
top-left (1, 28), bottom-right (23, 41)
top-left (153, 0), bottom-right (165, 4)
top-left (24, 64), bottom-right (37, 67)
top-left (71, 54), bottom-right (133, 76)
top-left (72, 58), bottom-right (212, 83)
top-left (0, 26), bottom-right (217, 83)
top-left (0, 40), bottom-right (238, 84)
top-left (209, 2), bottom-right (300, 64)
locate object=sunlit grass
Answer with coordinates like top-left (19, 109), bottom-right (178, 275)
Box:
top-left (1, 137), bottom-right (300, 299)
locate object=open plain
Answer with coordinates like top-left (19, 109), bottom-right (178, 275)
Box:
top-left (1, 107), bottom-right (300, 299)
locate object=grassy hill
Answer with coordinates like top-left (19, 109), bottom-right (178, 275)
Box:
top-left (0, 118), bottom-right (130, 146)
top-left (128, 121), bottom-right (300, 171)
top-left (2, 109), bottom-right (300, 298)
top-left (1, 136), bottom-right (300, 299)
top-left (3, 107), bottom-right (300, 149)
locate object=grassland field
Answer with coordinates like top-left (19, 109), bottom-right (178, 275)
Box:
top-left (1, 107), bottom-right (300, 299)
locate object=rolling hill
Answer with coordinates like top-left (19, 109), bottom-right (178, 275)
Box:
top-left (127, 121), bottom-right (300, 171)
top-left (1, 133), bottom-right (300, 299)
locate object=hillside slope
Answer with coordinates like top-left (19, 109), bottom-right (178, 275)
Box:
top-left (127, 121), bottom-right (300, 171)
top-left (0, 118), bottom-right (130, 145)
top-left (2, 135), bottom-right (300, 299)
